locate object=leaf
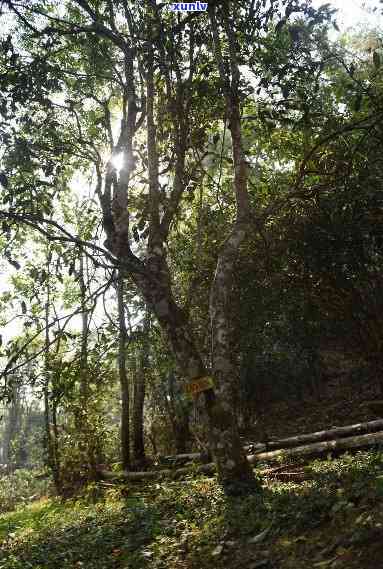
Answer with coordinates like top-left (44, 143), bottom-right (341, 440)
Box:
top-left (211, 544), bottom-right (224, 556)
top-left (314, 559), bottom-right (337, 567)
top-left (247, 525), bottom-right (271, 544)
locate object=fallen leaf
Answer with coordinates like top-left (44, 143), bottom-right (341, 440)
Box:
top-left (248, 526), bottom-right (271, 545)
top-left (212, 544), bottom-right (224, 556)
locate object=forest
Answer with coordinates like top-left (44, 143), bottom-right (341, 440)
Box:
top-left (1, 0), bottom-right (383, 567)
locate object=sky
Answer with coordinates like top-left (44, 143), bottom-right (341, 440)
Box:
top-left (0, 0), bottom-right (382, 347)
top-left (313, 0), bottom-right (382, 30)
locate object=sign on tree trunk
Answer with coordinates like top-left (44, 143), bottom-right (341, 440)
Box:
top-left (185, 376), bottom-right (214, 397)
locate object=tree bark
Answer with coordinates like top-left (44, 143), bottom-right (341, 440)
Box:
top-left (134, 269), bottom-right (257, 493)
top-left (43, 247), bottom-right (60, 490)
top-left (132, 311), bottom-right (149, 464)
top-left (117, 272), bottom-right (130, 470)
top-left (3, 382), bottom-right (21, 472)
top-left (78, 251), bottom-right (97, 475)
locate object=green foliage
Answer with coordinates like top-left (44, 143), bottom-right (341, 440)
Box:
top-left (0, 469), bottom-right (52, 515)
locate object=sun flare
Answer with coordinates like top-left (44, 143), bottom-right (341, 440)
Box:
top-left (110, 152), bottom-right (124, 171)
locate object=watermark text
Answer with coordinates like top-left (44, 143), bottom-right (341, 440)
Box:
top-left (168, 2), bottom-right (208, 12)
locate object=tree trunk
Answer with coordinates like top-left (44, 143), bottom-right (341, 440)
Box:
top-left (79, 252), bottom-right (96, 473)
top-left (43, 248), bottom-right (60, 490)
top-left (117, 272), bottom-right (130, 470)
top-left (132, 310), bottom-right (150, 464)
top-left (99, 0), bottom-right (258, 495)
top-left (134, 268), bottom-right (257, 494)
top-left (164, 371), bottom-right (192, 455)
top-left (4, 383), bottom-right (20, 472)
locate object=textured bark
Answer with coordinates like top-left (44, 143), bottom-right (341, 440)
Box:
top-left (117, 273), bottom-right (130, 470)
top-left (202, 2), bottom-right (258, 493)
top-left (135, 264), bottom-right (257, 493)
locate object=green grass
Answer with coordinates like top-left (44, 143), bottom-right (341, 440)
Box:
top-left (1, 451), bottom-right (383, 568)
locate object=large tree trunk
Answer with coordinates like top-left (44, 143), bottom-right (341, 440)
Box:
top-left (134, 267), bottom-right (257, 494)
top-left (117, 272), bottom-right (130, 470)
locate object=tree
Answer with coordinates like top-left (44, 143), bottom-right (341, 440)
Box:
top-left (0, 0), bottom-right (338, 493)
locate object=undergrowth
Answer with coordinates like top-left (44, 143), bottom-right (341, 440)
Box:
top-left (0, 469), bottom-right (52, 515)
top-left (1, 450), bottom-right (383, 568)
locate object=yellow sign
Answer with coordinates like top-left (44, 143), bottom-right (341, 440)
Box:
top-left (185, 376), bottom-right (214, 397)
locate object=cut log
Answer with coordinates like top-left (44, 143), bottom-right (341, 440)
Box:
top-left (247, 430), bottom-right (383, 464)
top-left (258, 418), bottom-right (383, 452)
top-left (100, 430), bottom-right (383, 481)
top-left (161, 453), bottom-right (202, 462)
top-left (156, 418), bottom-right (383, 465)
top-left (99, 461), bottom-right (216, 482)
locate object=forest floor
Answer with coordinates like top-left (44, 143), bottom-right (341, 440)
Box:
top-left (1, 379), bottom-right (383, 569)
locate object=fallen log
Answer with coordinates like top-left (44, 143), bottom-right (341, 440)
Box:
top-left (157, 418), bottom-right (383, 465)
top-left (99, 461), bottom-right (216, 482)
top-left (100, 430), bottom-right (383, 482)
top-left (247, 430), bottom-right (383, 464)
top-left (258, 418), bottom-right (383, 451)
top-left (160, 453), bottom-right (202, 462)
